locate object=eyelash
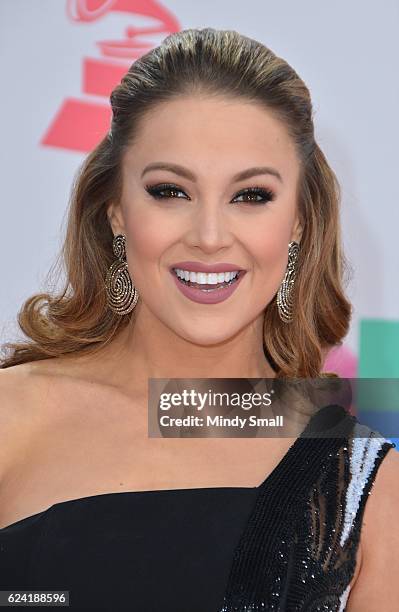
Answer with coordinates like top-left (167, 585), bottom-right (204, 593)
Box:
top-left (144, 183), bottom-right (275, 205)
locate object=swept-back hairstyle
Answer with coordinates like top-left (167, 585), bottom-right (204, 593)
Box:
top-left (1, 27), bottom-right (352, 376)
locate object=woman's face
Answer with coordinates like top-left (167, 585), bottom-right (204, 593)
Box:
top-left (108, 95), bottom-right (302, 346)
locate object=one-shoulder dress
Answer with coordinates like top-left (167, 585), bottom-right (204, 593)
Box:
top-left (0, 405), bottom-right (395, 611)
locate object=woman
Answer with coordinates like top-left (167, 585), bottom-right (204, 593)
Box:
top-left (0, 27), bottom-right (398, 611)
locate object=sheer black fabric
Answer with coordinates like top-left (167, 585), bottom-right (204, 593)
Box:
top-left (220, 409), bottom-right (395, 611)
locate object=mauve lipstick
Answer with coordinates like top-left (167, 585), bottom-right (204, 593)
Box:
top-left (169, 263), bottom-right (246, 305)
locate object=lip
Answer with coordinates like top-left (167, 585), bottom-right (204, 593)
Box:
top-left (169, 268), bottom-right (246, 305)
top-left (170, 261), bottom-right (245, 273)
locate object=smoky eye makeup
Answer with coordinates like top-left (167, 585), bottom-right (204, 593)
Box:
top-left (144, 182), bottom-right (276, 205)
top-left (145, 183), bottom-right (188, 200)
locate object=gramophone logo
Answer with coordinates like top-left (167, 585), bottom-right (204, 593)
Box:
top-left (41, 0), bottom-right (180, 153)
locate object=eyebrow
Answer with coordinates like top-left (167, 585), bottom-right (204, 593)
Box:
top-left (140, 162), bottom-right (283, 184)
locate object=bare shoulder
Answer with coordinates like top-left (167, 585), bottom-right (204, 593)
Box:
top-left (0, 356), bottom-right (106, 474)
top-left (0, 361), bottom-right (50, 422)
top-left (0, 362), bottom-right (51, 478)
top-left (0, 352), bottom-right (135, 453)
top-left (346, 444), bottom-right (399, 611)
top-left (0, 359), bottom-right (63, 414)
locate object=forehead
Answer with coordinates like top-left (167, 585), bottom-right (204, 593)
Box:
top-left (123, 95), bottom-right (299, 181)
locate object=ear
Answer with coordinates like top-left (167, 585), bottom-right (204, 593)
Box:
top-left (291, 214), bottom-right (303, 244)
top-left (107, 201), bottom-right (126, 236)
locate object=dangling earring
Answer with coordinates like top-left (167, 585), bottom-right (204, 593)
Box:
top-left (276, 241), bottom-right (300, 323)
top-left (105, 234), bottom-right (139, 315)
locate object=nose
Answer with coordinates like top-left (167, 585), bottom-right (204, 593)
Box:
top-left (182, 200), bottom-right (234, 254)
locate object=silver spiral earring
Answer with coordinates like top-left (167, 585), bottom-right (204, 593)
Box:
top-left (105, 234), bottom-right (139, 315)
top-left (276, 241), bottom-right (300, 323)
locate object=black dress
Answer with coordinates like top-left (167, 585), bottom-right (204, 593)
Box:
top-left (0, 406), bottom-right (395, 611)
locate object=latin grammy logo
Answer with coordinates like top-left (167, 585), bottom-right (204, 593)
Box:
top-left (41, 0), bottom-right (180, 153)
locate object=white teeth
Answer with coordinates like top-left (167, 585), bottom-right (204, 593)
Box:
top-left (173, 269), bottom-right (240, 284)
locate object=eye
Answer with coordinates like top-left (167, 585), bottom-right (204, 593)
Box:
top-left (145, 183), bottom-right (190, 200)
top-left (232, 187), bottom-right (275, 205)
top-left (144, 183), bottom-right (275, 205)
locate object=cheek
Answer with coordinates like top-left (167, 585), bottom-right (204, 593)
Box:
top-left (124, 207), bottom-right (174, 266)
top-left (251, 229), bottom-right (290, 261)
top-left (249, 225), bottom-right (292, 295)
top-left (238, 191), bottom-right (297, 265)
top-left (122, 205), bottom-right (181, 300)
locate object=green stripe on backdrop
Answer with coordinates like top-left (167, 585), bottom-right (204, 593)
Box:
top-left (358, 319), bottom-right (399, 411)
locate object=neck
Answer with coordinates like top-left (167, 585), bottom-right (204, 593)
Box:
top-left (103, 302), bottom-right (275, 398)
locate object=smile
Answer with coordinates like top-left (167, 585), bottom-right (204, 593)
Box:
top-left (170, 268), bottom-right (246, 305)
top-left (172, 268), bottom-right (241, 291)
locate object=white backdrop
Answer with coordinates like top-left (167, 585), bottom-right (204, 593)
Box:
top-left (1, 0), bottom-right (398, 362)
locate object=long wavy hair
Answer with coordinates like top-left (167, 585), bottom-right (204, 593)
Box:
top-left (0, 27), bottom-right (352, 376)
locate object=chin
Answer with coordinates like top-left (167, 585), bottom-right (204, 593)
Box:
top-left (176, 326), bottom-right (241, 348)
